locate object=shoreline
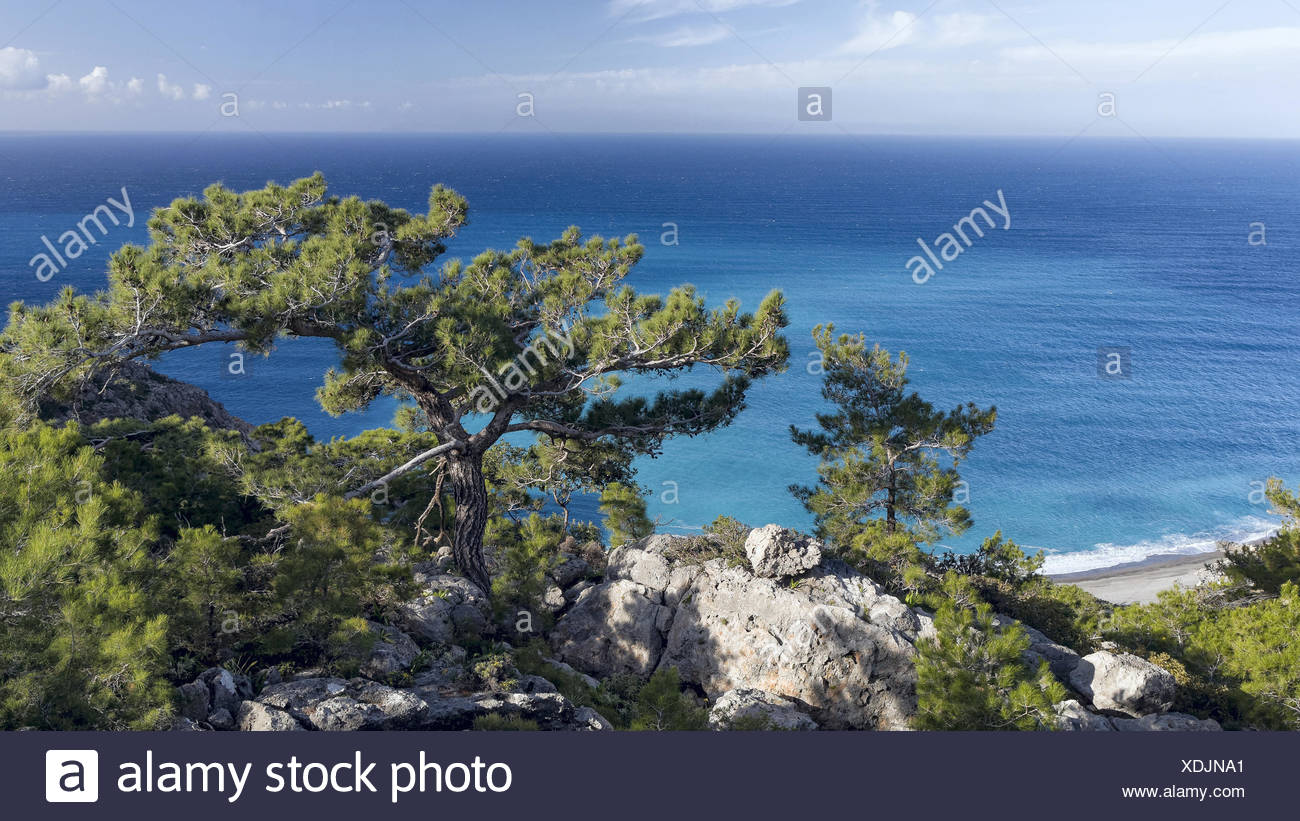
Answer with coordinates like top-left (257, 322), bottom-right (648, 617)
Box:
top-left (1047, 533), bottom-right (1273, 605)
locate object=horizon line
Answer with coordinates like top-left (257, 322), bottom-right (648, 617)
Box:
top-left (1, 129), bottom-right (1299, 143)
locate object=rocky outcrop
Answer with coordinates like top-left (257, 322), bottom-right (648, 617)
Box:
top-left (174, 666), bottom-right (254, 729)
top-left (709, 689), bottom-right (818, 731)
top-left (551, 579), bottom-right (673, 678)
top-left (188, 523), bottom-right (1218, 733)
top-left (241, 675), bottom-right (607, 731)
top-left (1112, 713), bottom-right (1222, 732)
top-left (744, 524), bottom-right (822, 579)
top-left (1020, 624), bottom-right (1084, 682)
top-left (549, 555), bottom-right (592, 589)
top-left (1054, 699), bottom-right (1117, 731)
top-left (399, 566), bottom-right (492, 646)
top-left (1068, 652), bottom-right (1176, 717)
top-left (553, 531), bottom-right (919, 730)
top-left (359, 621), bottom-right (421, 680)
top-left (237, 701), bottom-right (305, 731)
top-left (1055, 700), bottom-right (1221, 732)
top-left (40, 360), bottom-right (252, 433)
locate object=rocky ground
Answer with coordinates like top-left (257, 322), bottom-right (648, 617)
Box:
top-left (176, 524), bottom-right (1220, 732)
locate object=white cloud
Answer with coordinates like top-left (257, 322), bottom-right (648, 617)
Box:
top-left (837, 9), bottom-right (1009, 54)
top-left (127, 77), bottom-right (143, 95)
top-left (78, 66), bottom-right (110, 96)
top-left (930, 13), bottom-right (1005, 47)
top-left (193, 83), bottom-right (211, 100)
top-left (156, 73), bottom-right (186, 100)
top-left (636, 23), bottom-right (732, 47)
top-left (837, 10), bottom-right (918, 54)
top-left (999, 26), bottom-right (1300, 72)
top-left (45, 73), bottom-right (72, 93)
top-left (0, 46), bottom-right (46, 90)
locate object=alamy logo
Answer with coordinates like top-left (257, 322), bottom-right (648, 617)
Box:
top-left (45, 750), bottom-right (99, 803)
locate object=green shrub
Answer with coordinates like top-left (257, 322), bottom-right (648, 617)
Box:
top-left (326, 617), bottom-right (381, 677)
top-left (1221, 531), bottom-right (1300, 595)
top-left (473, 714), bottom-right (539, 731)
top-left (1105, 581), bottom-right (1300, 729)
top-left (488, 513), bottom-right (566, 625)
top-left (937, 532), bottom-right (1044, 587)
top-left (0, 423), bottom-right (173, 729)
top-left (914, 574), bottom-right (1065, 731)
top-left (469, 650), bottom-right (520, 693)
top-left (630, 667), bottom-right (709, 730)
top-left (664, 515), bottom-right (750, 567)
top-left (256, 497), bottom-right (412, 659)
top-left (599, 482), bottom-right (653, 548)
top-left (978, 577), bottom-right (1108, 653)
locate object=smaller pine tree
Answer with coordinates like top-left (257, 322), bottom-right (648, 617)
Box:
top-left (630, 667), bottom-right (710, 731)
top-left (915, 574), bottom-right (1065, 730)
top-left (1221, 479), bottom-right (1300, 595)
top-left (599, 482), bottom-right (653, 547)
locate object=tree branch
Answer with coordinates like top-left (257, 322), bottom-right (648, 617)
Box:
top-left (343, 439), bottom-right (464, 500)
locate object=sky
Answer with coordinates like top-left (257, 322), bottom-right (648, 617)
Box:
top-left (1, 0), bottom-right (1298, 137)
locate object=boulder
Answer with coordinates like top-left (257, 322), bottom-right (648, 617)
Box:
top-left (543, 657), bottom-right (600, 690)
top-left (359, 621), bottom-right (421, 680)
top-left (549, 555), bottom-right (591, 589)
top-left (564, 580), bottom-right (596, 602)
top-left (1054, 699), bottom-right (1116, 731)
top-left (709, 689), bottom-right (818, 731)
top-left (199, 667), bottom-right (252, 716)
top-left (170, 717), bottom-right (205, 732)
top-left (575, 706), bottom-right (615, 731)
top-left (1020, 624), bottom-right (1083, 682)
top-left (420, 696), bottom-right (488, 730)
top-left (472, 692), bottom-right (583, 730)
top-left (308, 685), bottom-right (427, 731)
top-left (206, 708), bottom-right (235, 730)
top-left (1068, 652), bottom-right (1176, 717)
top-left (399, 571), bottom-right (491, 645)
top-left (542, 585), bottom-right (567, 614)
top-left (516, 675), bottom-right (560, 695)
top-left (1112, 713), bottom-right (1222, 732)
top-left (255, 677), bottom-right (350, 717)
top-left (434, 546), bottom-right (455, 573)
top-left (744, 524), bottom-right (822, 579)
top-left (236, 702), bottom-right (304, 731)
top-left (552, 579), bottom-right (673, 678)
top-left (913, 609), bottom-right (939, 643)
top-left (176, 681), bottom-right (210, 723)
top-left (607, 535), bottom-right (674, 591)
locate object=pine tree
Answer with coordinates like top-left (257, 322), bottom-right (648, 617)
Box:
top-left (914, 574), bottom-right (1065, 730)
top-left (0, 423), bottom-right (172, 729)
top-left (599, 482), bottom-right (654, 547)
top-left (1, 174), bottom-right (788, 594)
top-left (1222, 479), bottom-right (1300, 594)
top-left (630, 667), bottom-right (709, 730)
top-left (790, 324), bottom-right (995, 593)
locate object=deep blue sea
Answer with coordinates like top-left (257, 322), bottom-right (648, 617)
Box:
top-left (3, 133), bottom-right (1298, 572)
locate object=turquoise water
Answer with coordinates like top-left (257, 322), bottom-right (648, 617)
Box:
top-left (3, 133), bottom-right (1298, 571)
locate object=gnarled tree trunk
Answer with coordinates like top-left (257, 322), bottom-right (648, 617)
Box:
top-left (447, 454), bottom-right (492, 595)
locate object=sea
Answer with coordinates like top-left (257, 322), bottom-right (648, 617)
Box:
top-left (2, 133), bottom-right (1298, 573)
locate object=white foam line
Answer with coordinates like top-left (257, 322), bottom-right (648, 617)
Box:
top-left (1040, 515), bottom-right (1281, 575)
